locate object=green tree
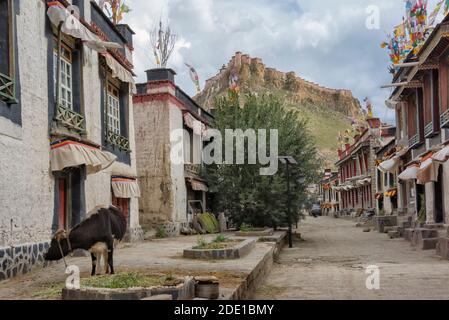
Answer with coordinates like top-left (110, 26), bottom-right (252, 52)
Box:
top-left (206, 92), bottom-right (319, 229)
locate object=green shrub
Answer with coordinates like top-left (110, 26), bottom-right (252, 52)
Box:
top-left (213, 234), bottom-right (227, 243)
top-left (198, 213), bottom-right (220, 233)
top-left (418, 194), bottom-right (426, 223)
top-left (240, 223), bottom-right (255, 232)
top-left (155, 226), bottom-right (167, 239)
top-left (194, 236), bottom-right (208, 249)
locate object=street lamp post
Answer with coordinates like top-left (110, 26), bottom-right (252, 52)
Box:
top-left (279, 156), bottom-right (297, 248)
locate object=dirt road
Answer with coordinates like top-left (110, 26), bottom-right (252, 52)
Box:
top-left (255, 216), bottom-right (449, 300)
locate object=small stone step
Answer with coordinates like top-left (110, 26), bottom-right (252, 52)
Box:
top-left (424, 223), bottom-right (445, 230)
top-left (421, 238), bottom-right (439, 250)
top-left (411, 229), bottom-right (440, 250)
top-left (384, 226), bottom-right (399, 234)
top-left (416, 228), bottom-right (439, 239)
top-left (388, 231), bottom-right (401, 239)
top-left (404, 228), bottom-right (414, 241)
top-left (401, 221), bottom-right (412, 229)
top-left (397, 226), bottom-right (405, 237)
top-left (436, 237), bottom-right (449, 259)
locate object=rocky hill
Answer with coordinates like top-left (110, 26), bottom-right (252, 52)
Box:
top-left (194, 52), bottom-right (362, 166)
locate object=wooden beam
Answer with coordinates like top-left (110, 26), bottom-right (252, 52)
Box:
top-left (381, 80), bottom-right (422, 89)
top-left (393, 62), bottom-right (420, 68)
top-left (381, 82), bottom-right (409, 89)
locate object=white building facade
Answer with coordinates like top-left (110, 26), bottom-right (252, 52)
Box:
top-left (0, 0), bottom-right (142, 281)
top-left (133, 68), bottom-right (214, 237)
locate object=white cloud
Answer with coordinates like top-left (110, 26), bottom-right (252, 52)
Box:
top-left (121, 0), bottom-right (444, 124)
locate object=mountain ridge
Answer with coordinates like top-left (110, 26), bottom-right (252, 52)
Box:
top-left (194, 52), bottom-right (362, 166)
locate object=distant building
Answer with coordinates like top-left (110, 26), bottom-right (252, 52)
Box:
top-left (334, 118), bottom-right (396, 215)
top-left (133, 68), bottom-right (214, 236)
top-left (386, 14), bottom-right (449, 224)
top-left (375, 138), bottom-right (399, 216)
top-left (0, 0), bottom-right (142, 281)
top-left (318, 169), bottom-right (340, 215)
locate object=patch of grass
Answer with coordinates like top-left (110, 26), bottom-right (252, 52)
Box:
top-left (195, 236), bottom-right (208, 248)
top-left (155, 226), bottom-right (167, 239)
top-left (240, 223), bottom-right (255, 232)
top-left (193, 235), bottom-right (238, 250)
top-left (32, 282), bottom-right (65, 299)
top-left (213, 234), bottom-right (228, 243)
top-left (81, 272), bottom-right (181, 289)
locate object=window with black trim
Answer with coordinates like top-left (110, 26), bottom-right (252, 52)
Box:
top-left (0, 0), bottom-right (16, 103)
top-left (53, 42), bottom-right (73, 110)
top-left (51, 33), bottom-right (84, 133)
top-left (103, 67), bottom-right (130, 153)
top-left (107, 82), bottom-right (121, 135)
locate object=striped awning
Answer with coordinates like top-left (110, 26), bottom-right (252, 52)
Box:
top-left (47, 3), bottom-right (122, 53)
top-left (417, 158), bottom-right (440, 185)
top-left (433, 145), bottom-right (449, 163)
top-left (398, 164), bottom-right (420, 181)
top-left (111, 178), bottom-right (141, 199)
top-left (188, 178), bottom-right (208, 192)
top-left (103, 53), bottom-right (136, 93)
top-left (50, 140), bottom-right (116, 174)
top-left (184, 113), bottom-right (206, 136)
top-left (378, 158), bottom-right (398, 173)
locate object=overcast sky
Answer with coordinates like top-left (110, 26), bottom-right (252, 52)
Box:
top-left (122, 0), bottom-right (444, 123)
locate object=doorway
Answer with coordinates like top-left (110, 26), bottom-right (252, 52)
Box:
top-left (112, 195), bottom-right (130, 227)
top-left (416, 183), bottom-right (425, 222)
top-left (53, 167), bottom-right (86, 232)
top-left (434, 166), bottom-right (445, 224)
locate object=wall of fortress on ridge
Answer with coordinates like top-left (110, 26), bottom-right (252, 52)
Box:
top-left (203, 52), bottom-right (355, 99)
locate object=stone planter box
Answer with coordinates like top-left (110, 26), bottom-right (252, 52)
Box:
top-left (235, 228), bottom-right (274, 237)
top-left (62, 277), bottom-right (195, 300)
top-left (183, 238), bottom-right (256, 260)
top-left (374, 216), bottom-right (398, 233)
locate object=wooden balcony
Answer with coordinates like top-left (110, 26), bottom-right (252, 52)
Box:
top-left (424, 122), bottom-right (436, 138)
top-left (408, 134), bottom-right (421, 149)
top-left (441, 109), bottom-right (449, 129)
top-left (0, 72), bottom-right (16, 103)
top-left (185, 164), bottom-right (201, 176)
top-left (106, 130), bottom-right (130, 152)
top-left (55, 104), bottom-right (85, 133)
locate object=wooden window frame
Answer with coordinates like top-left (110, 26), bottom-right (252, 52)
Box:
top-left (53, 41), bottom-right (74, 110)
top-left (107, 81), bottom-right (121, 135)
top-left (0, 0), bottom-right (16, 103)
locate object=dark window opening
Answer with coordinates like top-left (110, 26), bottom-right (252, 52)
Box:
top-left (0, 0), bottom-right (15, 103)
top-left (53, 167), bottom-right (86, 232)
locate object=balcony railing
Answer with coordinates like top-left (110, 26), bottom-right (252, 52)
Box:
top-left (55, 104), bottom-right (85, 133)
top-left (0, 72), bottom-right (16, 103)
top-left (106, 130), bottom-right (130, 152)
top-left (185, 164), bottom-right (201, 176)
top-left (441, 109), bottom-right (449, 129)
top-left (424, 122), bottom-right (435, 138)
top-left (408, 134), bottom-right (420, 149)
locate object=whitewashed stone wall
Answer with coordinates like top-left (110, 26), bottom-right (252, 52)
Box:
top-left (134, 96), bottom-right (189, 236)
top-left (169, 103), bottom-right (187, 225)
top-left (0, 0), bottom-right (53, 280)
top-left (443, 161), bottom-right (449, 224)
top-left (1, 1), bottom-right (142, 280)
top-left (134, 99), bottom-right (173, 229)
top-left (0, 0), bottom-right (53, 248)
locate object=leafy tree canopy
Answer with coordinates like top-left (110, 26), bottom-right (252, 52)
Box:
top-left (206, 92), bottom-right (319, 228)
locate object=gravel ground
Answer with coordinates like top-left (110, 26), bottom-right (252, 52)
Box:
top-left (255, 216), bottom-right (449, 300)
